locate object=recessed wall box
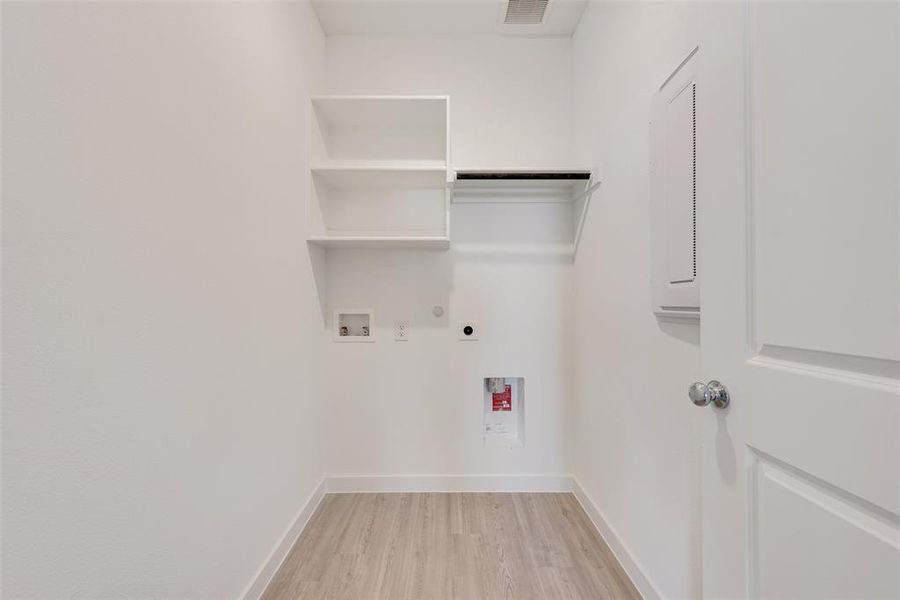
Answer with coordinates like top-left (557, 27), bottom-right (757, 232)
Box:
top-left (483, 377), bottom-right (525, 447)
top-left (333, 308), bottom-right (375, 342)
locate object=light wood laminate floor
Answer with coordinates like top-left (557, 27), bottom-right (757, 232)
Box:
top-left (262, 492), bottom-right (641, 600)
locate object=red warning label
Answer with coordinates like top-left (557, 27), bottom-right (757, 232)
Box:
top-left (492, 385), bottom-right (512, 412)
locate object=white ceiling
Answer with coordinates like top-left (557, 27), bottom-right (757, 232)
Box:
top-left (311, 0), bottom-right (588, 36)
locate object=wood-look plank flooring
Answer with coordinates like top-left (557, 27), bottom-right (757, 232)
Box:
top-left (262, 493), bottom-right (641, 600)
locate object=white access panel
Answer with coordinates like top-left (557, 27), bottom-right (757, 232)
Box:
top-left (664, 82), bottom-right (696, 285)
top-left (650, 48), bottom-right (700, 320)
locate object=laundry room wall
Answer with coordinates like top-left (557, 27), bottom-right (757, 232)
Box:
top-left (322, 35), bottom-right (578, 481)
top-left (572, 2), bottom-right (703, 598)
top-left (2, 3), bottom-right (327, 597)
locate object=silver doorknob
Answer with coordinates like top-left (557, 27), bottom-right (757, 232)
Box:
top-left (689, 380), bottom-right (730, 409)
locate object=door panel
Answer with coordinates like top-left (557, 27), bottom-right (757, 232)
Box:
top-left (743, 364), bottom-right (899, 514)
top-left (751, 1), bottom-right (900, 363)
top-left (699, 2), bottom-right (900, 598)
top-left (751, 451), bottom-right (899, 600)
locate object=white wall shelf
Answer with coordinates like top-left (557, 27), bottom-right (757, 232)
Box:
top-left (308, 235), bottom-right (450, 250)
top-left (451, 170), bottom-right (600, 254)
top-left (311, 164), bottom-right (448, 189)
top-left (452, 170), bottom-right (592, 201)
top-left (308, 95), bottom-right (450, 248)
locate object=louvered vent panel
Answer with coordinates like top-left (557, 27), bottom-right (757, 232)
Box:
top-left (504, 0), bottom-right (549, 25)
top-left (692, 82), bottom-right (697, 278)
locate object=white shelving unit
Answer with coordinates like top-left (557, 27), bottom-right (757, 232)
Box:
top-left (451, 170), bottom-right (599, 254)
top-left (307, 96), bottom-right (450, 249)
top-left (452, 171), bottom-right (592, 200)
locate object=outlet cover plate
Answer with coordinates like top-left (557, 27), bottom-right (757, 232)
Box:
top-left (394, 321), bottom-right (409, 341)
top-left (459, 321), bottom-right (479, 341)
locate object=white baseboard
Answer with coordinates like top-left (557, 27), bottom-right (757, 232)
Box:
top-left (572, 477), bottom-right (662, 600)
top-left (324, 474), bottom-right (574, 493)
top-left (242, 479), bottom-right (327, 600)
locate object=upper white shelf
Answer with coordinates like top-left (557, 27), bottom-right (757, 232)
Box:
top-left (450, 169), bottom-right (600, 255)
top-left (307, 235), bottom-right (450, 250)
top-left (451, 170), bottom-right (592, 203)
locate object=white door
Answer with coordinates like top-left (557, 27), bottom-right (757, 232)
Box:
top-left (698, 2), bottom-right (900, 598)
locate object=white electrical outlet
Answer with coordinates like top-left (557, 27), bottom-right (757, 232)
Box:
top-left (459, 321), bottom-right (479, 341)
top-left (394, 321), bottom-right (409, 341)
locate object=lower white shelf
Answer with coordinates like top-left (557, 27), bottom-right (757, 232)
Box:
top-left (307, 235), bottom-right (450, 250)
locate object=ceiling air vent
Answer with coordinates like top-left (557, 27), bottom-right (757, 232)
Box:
top-left (504, 0), bottom-right (549, 25)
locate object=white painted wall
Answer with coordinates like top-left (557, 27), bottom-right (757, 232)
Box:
top-left (2, 5), bottom-right (714, 596)
top-left (572, 3), bottom-right (703, 599)
top-left (323, 36), bottom-right (576, 478)
top-left (327, 35), bottom-right (575, 171)
top-left (1, 3), bottom-right (326, 597)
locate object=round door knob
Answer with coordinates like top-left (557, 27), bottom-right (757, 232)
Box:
top-left (688, 380), bottom-right (730, 409)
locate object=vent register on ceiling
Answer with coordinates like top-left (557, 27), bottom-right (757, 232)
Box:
top-left (504, 0), bottom-right (550, 24)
